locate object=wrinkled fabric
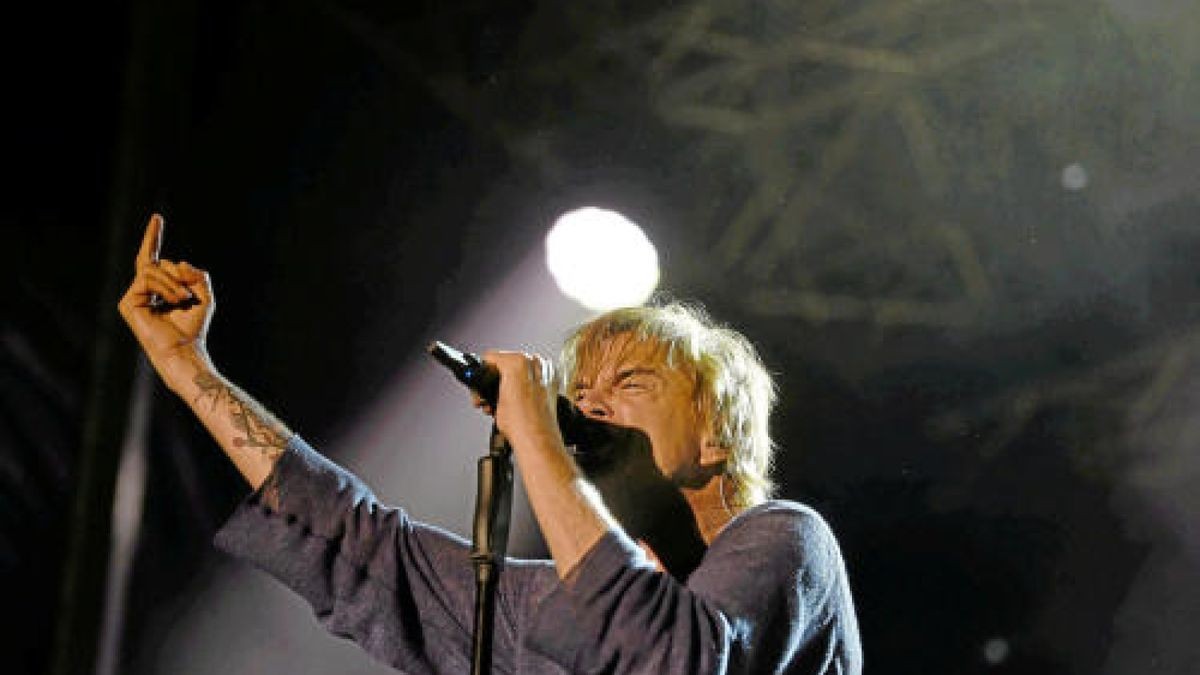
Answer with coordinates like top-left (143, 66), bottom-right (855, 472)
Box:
top-left (215, 436), bottom-right (862, 674)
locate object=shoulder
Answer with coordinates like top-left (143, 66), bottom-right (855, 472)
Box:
top-left (713, 499), bottom-right (842, 562)
top-left (693, 499), bottom-right (851, 613)
top-left (688, 500), bottom-right (856, 651)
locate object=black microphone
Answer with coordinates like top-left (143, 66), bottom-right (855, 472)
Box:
top-left (428, 341), bottom-right (501, 408)
top-left (427, 340), bottom-right (627, 462)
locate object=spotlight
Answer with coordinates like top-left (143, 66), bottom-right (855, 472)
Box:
top-left (545, 207), bottom-right (660, 311)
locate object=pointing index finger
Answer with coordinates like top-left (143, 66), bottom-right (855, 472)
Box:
top-left (137, 213), bottom-right (164, 266)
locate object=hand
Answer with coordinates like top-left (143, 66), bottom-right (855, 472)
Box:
top-left (117, 214), bottom-right (215, 386)
top-left (481, 350), bottom-right (562, 449)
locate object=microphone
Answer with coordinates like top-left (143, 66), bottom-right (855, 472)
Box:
top-left (428, 341), bottom-right (501, 408)
top-left (427, 341), bottom-right (628, 463)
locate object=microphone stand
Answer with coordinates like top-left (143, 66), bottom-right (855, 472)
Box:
top-left (470, 423), bottom-right (513, 675)
top-left (426, 342), bottom-right (611, 673)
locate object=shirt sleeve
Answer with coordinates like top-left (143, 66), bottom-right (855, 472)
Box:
top-left (212, 435), bottom-right (555, 675)
top-left (522, 502), bottom-right (862, 674)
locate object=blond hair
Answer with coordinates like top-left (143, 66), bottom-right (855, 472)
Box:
top-left (559, 302), bottom-right (777, 510)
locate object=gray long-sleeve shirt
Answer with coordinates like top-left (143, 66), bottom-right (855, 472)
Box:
top-left (214, 436), bottom-right (862, 674)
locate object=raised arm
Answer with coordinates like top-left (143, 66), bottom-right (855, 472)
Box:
top-left (117, 216), bottom-right (563, 673)
top-left (117, 213), bottom-right (289, 488)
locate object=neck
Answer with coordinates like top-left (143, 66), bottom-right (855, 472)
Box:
top-left (682, 475), bottom-right (735, 544)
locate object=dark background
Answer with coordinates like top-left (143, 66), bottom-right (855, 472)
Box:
top-left (3, 0), bottom-right (1199, 673)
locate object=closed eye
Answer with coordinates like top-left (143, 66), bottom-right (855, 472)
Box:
top-left (615, 367), bottom-right (659, 392)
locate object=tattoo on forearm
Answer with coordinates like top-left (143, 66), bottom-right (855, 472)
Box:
top-left (193, 372), bottom-right (288, 461)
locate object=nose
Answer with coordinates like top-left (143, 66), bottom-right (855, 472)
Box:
top-left (575, 391), bottom-right (613, 420)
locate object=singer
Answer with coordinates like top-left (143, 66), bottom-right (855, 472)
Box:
top-left (118, 214), bottom-right (862, 673)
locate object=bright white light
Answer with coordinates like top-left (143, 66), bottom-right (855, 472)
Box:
top-left (545, 207), bottom-right (660, 311)
top-left (1061, 162), bottom-right (1088, 191)
top-left (982, 637), bottom-right (1010, 665)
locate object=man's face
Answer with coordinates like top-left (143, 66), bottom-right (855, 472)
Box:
top-left (570, 335), bottom-right (717, 484)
